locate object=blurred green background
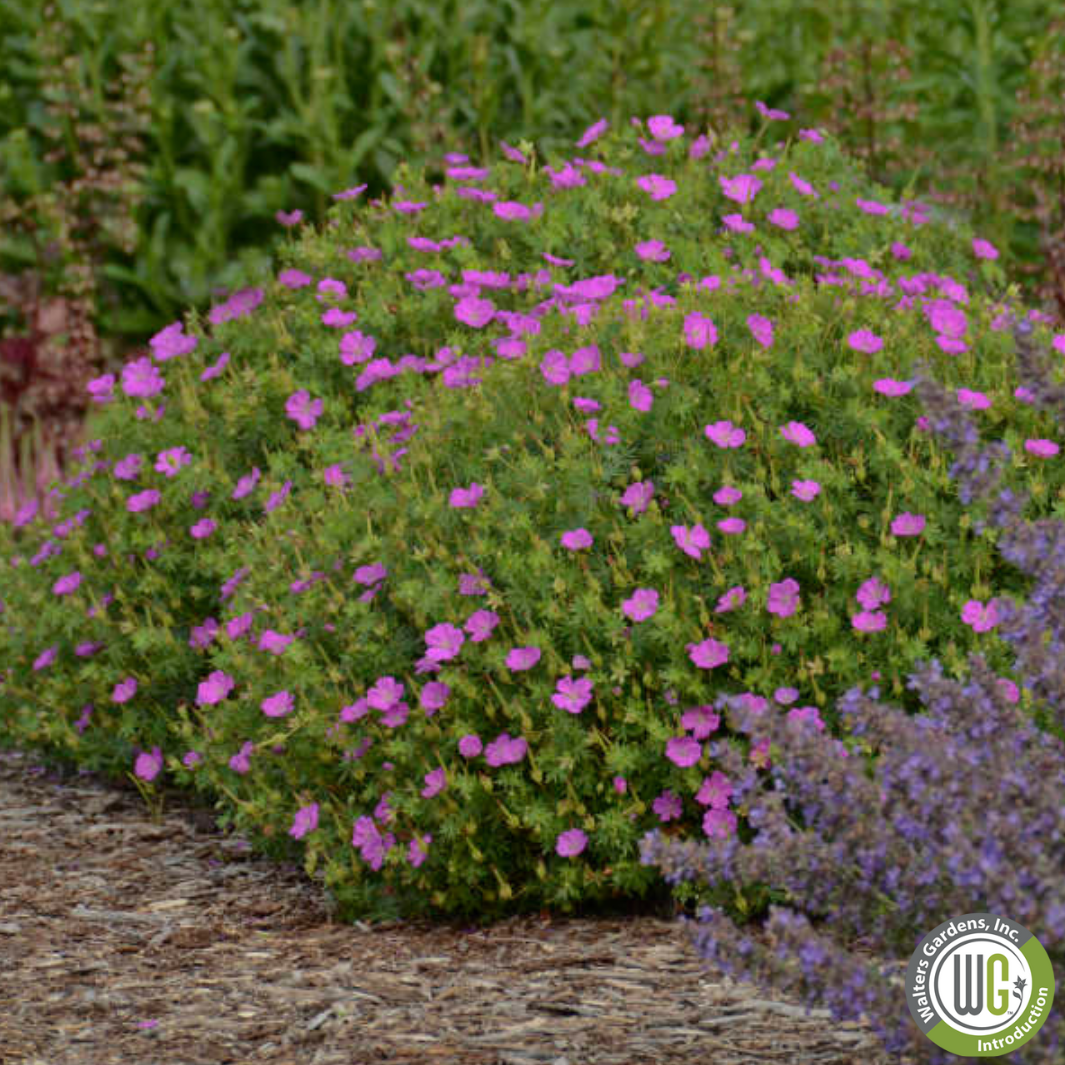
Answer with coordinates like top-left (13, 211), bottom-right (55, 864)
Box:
top-left (2, 0), bottom-right (1064, 522)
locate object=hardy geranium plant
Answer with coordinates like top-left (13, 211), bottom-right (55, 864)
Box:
top-left (1, 109), bottom-right (1063, 924)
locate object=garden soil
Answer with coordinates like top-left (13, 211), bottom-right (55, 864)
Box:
top-left (0, 745), bottom-right (910, 1064)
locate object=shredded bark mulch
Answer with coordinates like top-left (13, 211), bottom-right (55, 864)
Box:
top-left (0, 744), bottom-right (904, 1065)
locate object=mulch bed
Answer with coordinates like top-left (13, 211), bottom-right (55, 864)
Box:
top-left (0, 744), bottom-right (907, 1065)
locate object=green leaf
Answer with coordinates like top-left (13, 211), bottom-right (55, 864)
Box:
top-left (290, 162), bottom-right (335, 194)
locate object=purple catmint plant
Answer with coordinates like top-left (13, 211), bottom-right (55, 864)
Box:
top-left (640, 318), bottom-right (1065, 1063)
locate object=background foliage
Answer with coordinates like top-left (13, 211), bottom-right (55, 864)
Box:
top-left (1, 0), bottom-right (1064, 521)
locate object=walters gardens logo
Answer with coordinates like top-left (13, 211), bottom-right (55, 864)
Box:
top-left (907, 913), bottom-right (1055, 1057)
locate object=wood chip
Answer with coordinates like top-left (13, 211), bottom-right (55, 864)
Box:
top-left (0, 746), bottom-right (908, 1064)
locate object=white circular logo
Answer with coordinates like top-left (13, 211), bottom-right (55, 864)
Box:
top-left (929, 932), bottom-right (1032, 1033)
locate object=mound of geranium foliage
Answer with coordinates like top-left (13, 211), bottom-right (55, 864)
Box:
top-left (1, 110), bottom-right (1064, 925)
top-left (640, 317), bottom-right (1065, 1063)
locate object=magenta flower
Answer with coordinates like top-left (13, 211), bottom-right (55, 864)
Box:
top-left (927, 301), bottom-right (967, 338)
top-left (702, 807), bottom-right (737, 839)
top-left (87, 373), bottom-right (115, 403)
top-left (150, 322), bottom-right (197, 361)
top-left (704, 420), bottom-right (746, 448)
top-left (289, 803), bottom-right (319, 839)
top-left (671, 524), bottom-right (710, 560)
top-left (890, 513), bottom-right (926, 537)
top-left (621, 588), bottom-right (659, 622)
top-left (408, 834), bottom-right (432, 868)
top-left (696, 771), bottom-right (733, 809)
top-left (52, 570), bottom-right (82, 596)
top-left (852, 610), bottom-right (888, 633)
top-left (484, 733), bottom-right (527, 766)
top-left (576, 118), bottom-right (608, 147)
top-left (636, 174), bottom-right (676, 201)
top-left (665, 735), bottom-right (703, 768)
top-left (261, 690), bottom-right (294, 718)
top-left (285, 390), bottom-right (323, 430)
top-left (767, 578), bottom-right (801, 618)
top-left (351, 816), bottom-right (379, 851)
top-left (200, 352), bottom-right (230, 381)
top-left (454, 295), bottom-right (496, 327)
top-left (788, 706), bottom-right (825, 731)
top-left (229, 741), bottom-right (253, 774)
top-left (768, 207), bottom-right (799, 230)
top-left (259, 629), bottom-right (295, 654)
top-left (855, 198), bottom-right (889, 215)
top-left (962, 598), bottom-right (1002, 633)
top-left (421, 767), bottom-right (447, 798)
top-left (506, 646), bottom-right (541, 671)
top-left (340, 330), bottom-right (377, 365)
top-left (847, 328), bottom-right (883, 354)
top-left (367, 675), bottom-right (405, 711)
top-left (722, 213), bottom-right (754, 233)
top-left (112, 677), bottom-right (138, 703)
top-left (556, 828), bottom-right (588, 857)
top-left (449, 482), bottom-right (485, 508)
top-left (780, 421), bottom-right (817, 448)
top-left (33, 646), bottom-right (59, 671)
top-left (628, 378), bottom-right (653, 411)
top-left (856, 576), bottom-right (892, 610)
top-left (464, 610), bottom-right (499, 642)
top-left (755, 100), bottom-right (790, 120)
top-left (544, 162), bottom-right (586, 188)
top-left (635, 239), bottom-right (670, 262)
top-left (789, 172), bottom-right (817, 197)
top-left (570, 344), bottom-right (601, 375)
top-left (447, 165), bottom-right (490, 181)
top-left (127, 489), bottom-right (161, 513)
top-left (684, 311), bottom-right (717, 350)
top-left (647, 115), bottom-right (684, 141)
top-left (419, 681), bottom-right (450, 714)
top-left (333, 183), bottom-right (368, 201)
top-left (134, 747), bottom-right (163, 782)
top-left (190, 518), bottom-right (217, 539)
top-left (346, 244), bottom-right (381, 261)
top-left (719, 174), bottom-right (762, 204)
top-left (619, 480), bottom-right (655, 513)
top-left (682, 705), bottom-right (720, 738)
top-left (687, 638), bottom-right (730, 669)
top-left (458, 734), bottom-right (483, 758)
top-left (197, 670), bottom-right (235, 706)
top-left (747, 314), bottom-right (774, 348)
top-left (322, 307), bottom-right (358, 327)
top-left (232, 466), bottom-right (261, 499)
top-left (552, 675), bottom-right (594, 714)
top-left (425, 622), bottom-right (465, 661)
top-left (561, 528), bottom-right (593, 551)
top-left (209, 287), bottom-right (263, 324)
top-left (493, 201), bottom-right (536, 221)
top-left (653, 790), bottom-right (683, 822)
top-left (972, 237), bottom-right (999, 260)
top-left (155, 446), bottom-right (192, 477)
